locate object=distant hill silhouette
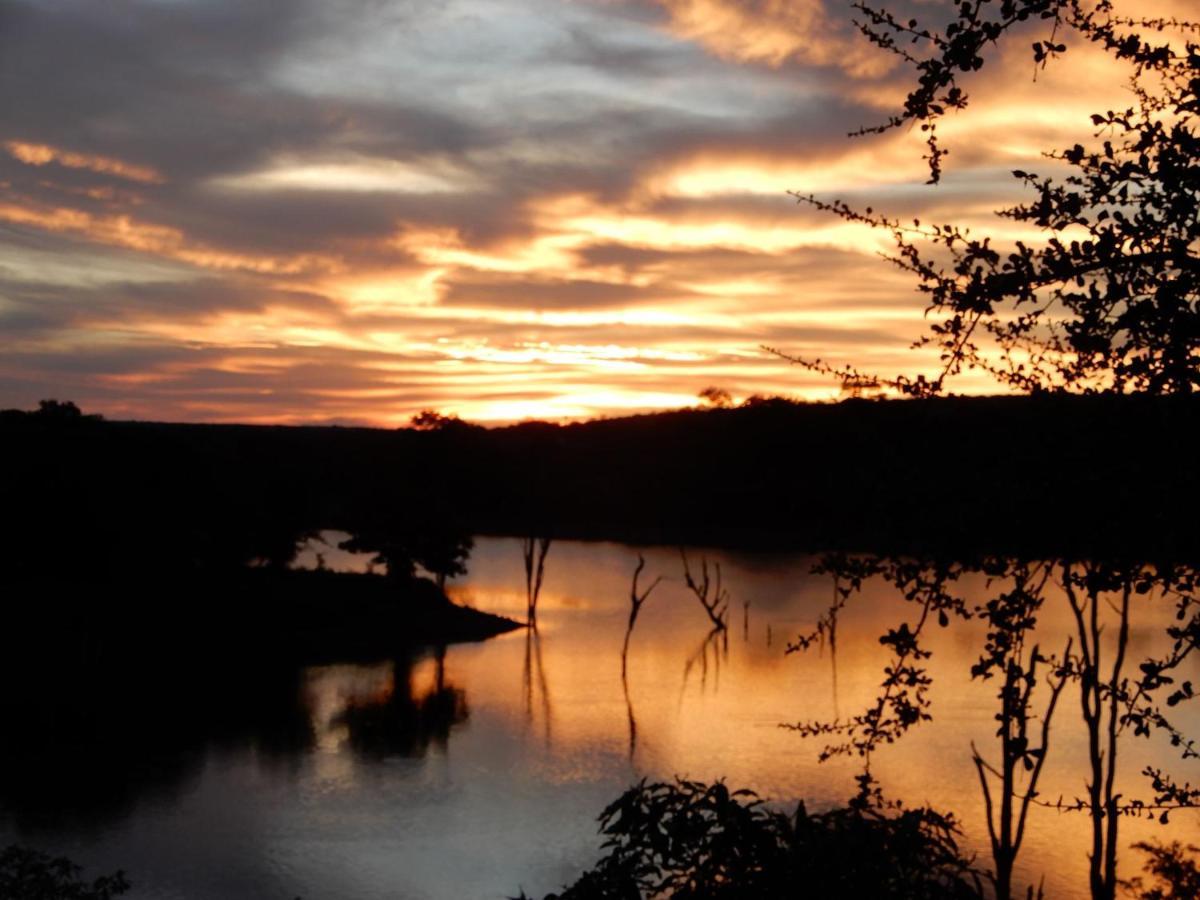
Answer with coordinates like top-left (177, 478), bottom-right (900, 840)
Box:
top-left (3, 394), bottom-right (1198, 568)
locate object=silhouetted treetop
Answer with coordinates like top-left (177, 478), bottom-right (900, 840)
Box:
top-left (788, 0), bottom-right (1200, 395)
top-left (409, 409), bottom-right (480, 432)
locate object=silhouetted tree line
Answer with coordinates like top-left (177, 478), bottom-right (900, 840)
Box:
top-left (5, 392), bottom-right (1200, 582)
top-left (0, 401), bottom-right (480, 589)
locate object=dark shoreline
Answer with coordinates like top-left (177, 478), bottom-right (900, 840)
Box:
top-left (6, 393), bottom-right (1198, 562)
top-left (1, 568), bottom-right (522, 665)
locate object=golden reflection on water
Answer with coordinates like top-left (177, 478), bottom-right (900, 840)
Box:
top-left (438, 539), bottom-right (1200, 899)
top-left (4, 536), bottom-right (1189, 899)
top-left (304, 662), bottom-right (394, 753)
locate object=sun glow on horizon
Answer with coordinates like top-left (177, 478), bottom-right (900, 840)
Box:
top-left (0, 0), bottom-right (1149, 425)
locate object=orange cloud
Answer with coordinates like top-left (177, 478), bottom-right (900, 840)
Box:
top-left (653, 0), bottom-right (890, 76)
top-left (0, 201), bottom-right (340, 276)
top-left (5, 0), bottom-right (1138, 426)
top-left (4, 140), bottom-right (164, 184)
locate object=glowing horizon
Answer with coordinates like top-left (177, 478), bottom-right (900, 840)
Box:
top-left (0, 0), bottom-right (1166, 426)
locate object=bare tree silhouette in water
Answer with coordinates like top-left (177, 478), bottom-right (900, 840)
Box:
top-left (680, 551), bottom-right (730, 631)
top-left (762, 1), bottom-right (1200, 896)
top-left (966, 563), bottom-right (1069, 900)
top-left (789, 556), bottom-right (1200, 900)
top-left (672, 551), bottom-right (733, 698)
top-left (523, 537), bottom-right (552, 625)
top-left (681, 626), bottom-right (727, 699)
top-left (621, 555), bottom-right (663, 761)
top-left (518, 536), bottom-right (554, 742)
top-left (513, 1), bottom-right (1200, 893)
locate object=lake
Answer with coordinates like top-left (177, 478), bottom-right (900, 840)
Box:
top-left (3, 537), bottom-right (1199, 898)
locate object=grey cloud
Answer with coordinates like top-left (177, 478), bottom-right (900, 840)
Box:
top-left (438, 272), bottom-right (699, 309)
top-left (572, 241), bottom-right (872, 278)
top-left (0, 0), bottom-right (888, 265)
top-left (0, 0), bottom-right (984, 420)
top-left (0, 0), bottom-right (487, 183)
top-left (0, 271), bottom-right (340, 336)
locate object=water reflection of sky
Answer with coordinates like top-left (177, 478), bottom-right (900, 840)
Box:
top-left (3, 537), bottom-right (1199, 899)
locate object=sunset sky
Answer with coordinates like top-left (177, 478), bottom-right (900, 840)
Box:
top-left (0, 0), bottom-right (1165, 424)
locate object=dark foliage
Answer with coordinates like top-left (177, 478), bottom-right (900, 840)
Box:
top-left (1122, 841), bottom-right (1200, 899)
top-left (0, 845), bottom-right (128, 900)
top-left (791, 556), bottom-right (1200, 900)
top-left (339, 526), bottom-right (472, 585)
top-left (784, 0), bottom-right (1199, 395)
top-left (514, 779), bottom-right (979, 900)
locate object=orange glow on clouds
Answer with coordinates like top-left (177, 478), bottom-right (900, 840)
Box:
top-left (0, 201), bottom-right (340, 275)
top-left (5, 140), bottom-right (163, 184)
top-left (214, 156), bottom-right (480, 194)
top-left (0, 0), bottom-right (1160, 425)
top-left (655, 0), bottom-right (892, 76)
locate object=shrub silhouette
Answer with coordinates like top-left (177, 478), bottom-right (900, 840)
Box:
top-left (1122, 841), bottom-right (1200, 899)
top-left (515, 779), bottom-right (978, 900)
top-left (0, 846), bottom-right (128, 900)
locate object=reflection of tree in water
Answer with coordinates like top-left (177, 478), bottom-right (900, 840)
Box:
top-left (681, 626), bottom-right (727, 698)
top-left (788, 555), bottom-right (1200, 900)
top-left (334, 648), bottom-right (468, 759)
top-left (0, 648), bottom-right (314, 831)
top-left (677, 550), bottom-right (732, 699)
top-left (0, 644), bottom-right (478, 832)
top-left (522, 628), bottom-right (553, 746)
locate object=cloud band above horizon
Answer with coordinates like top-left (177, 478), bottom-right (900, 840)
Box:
top-left (0, 0), bottom-right (1154, 424)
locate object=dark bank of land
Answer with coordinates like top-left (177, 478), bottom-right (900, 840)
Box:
top-left (5, 568), bottom-right (519, 661)
top-left (4, 393), bottom-right (1198, 569)
top-left (0, 573), bottom-right (486, 831)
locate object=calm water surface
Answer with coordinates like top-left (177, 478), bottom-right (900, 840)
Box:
top-left (4, 538), bottom-right (1199, 898)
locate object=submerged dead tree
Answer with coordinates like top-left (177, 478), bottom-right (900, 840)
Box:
top-left (522, 537), bottom-right (552, 624)
top-left (680, 550), bottom-right (729, 631)
top-left (622, 555), bottom-right (663, 681)
top-left (1054, 562), bottom-right (1200, 900)
top-left (621, 554), bottom-right (663, 760)
top-left (968, 562), bottom-right (1070, 900)
top-left (788, 555), bottom-right (1200, 900)
top-left (677, 551), bottom-right (732, 697)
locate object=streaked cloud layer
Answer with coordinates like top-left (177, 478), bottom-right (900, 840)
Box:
top-left (0, 0), bottom-right (1148, 423)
